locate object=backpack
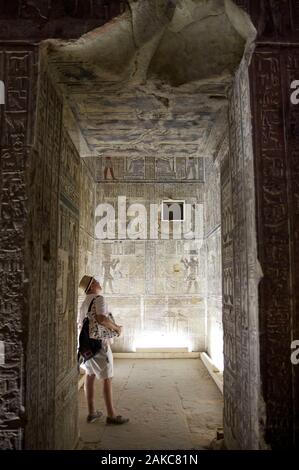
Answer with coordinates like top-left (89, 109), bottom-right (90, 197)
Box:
top-left (78, 297), bottom-right (102, 363)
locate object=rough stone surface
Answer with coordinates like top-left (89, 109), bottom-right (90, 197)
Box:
top-left (47, 0), bottom-right (253, 86)
top-left (222, 51), bottom-right (262, 450)
top-left (25, 60), bottom-right (99, 449)
top-left (204, 146), bottom-right (224, 371)
top-left (50, 72), bottom-right (229, 161)
top-left (250, 45), bottom-right (299, 449)
top-left (0, 43), bottom-right (38, 450)
top-left (94, 182), bottom-right (206, 353)
top-left (1, 0), bottom-right (299, 451)
top-left (25, 64), bottom-right (82, 449)
top-left (0, 1), bottom-right (126, 40)
top-left (78, 358), bottom-right (223, 450)
top-left (0, 3), bottom-right (122, 450)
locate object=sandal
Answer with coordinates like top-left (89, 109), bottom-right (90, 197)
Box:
top-left (106, 415), bottom-right (129, 425)
top-left (87, 410), bottom-right (103, 423)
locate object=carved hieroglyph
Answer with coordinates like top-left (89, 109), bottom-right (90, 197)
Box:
top-left (93, 181), bottom-right (205, 352)
top-left (222, 54), bottom-right (261, 450)
top-left (0, 45), bottom-right (37, 449)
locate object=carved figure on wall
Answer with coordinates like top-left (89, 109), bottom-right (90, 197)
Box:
top-left (155, 157), bottom-right (175, 177)
top-left (259, 0), bottom-right (284, 36)
top-left (113, 259), bottom-right (123, 280)
top-left (181, 256), bottom-right (199, 293)
top-left (163, 309), bottom-right (188, 336)
top-left (104, 156), bottom-right (117, 180)
top-left (102, 256), bottom-right (120, 293)
top-left (126, 157), bottom-right (144, 178)
top-left (186, 157), bottom-right (197, 180)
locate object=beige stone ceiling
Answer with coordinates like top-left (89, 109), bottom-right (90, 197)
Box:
top-left (46, 0), bottom-right (255, 161)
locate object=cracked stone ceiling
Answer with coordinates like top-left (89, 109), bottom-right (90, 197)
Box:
top-left (44, 0), bottom-right (256, 166)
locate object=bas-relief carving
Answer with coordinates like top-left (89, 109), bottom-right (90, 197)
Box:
top-left (78, 230), bottom-right (93, 282)
top-left (0, 1), bottom-right (124, 20)
top-left (23, 65), bottom-right (80, 449)
top-left (95, 156), bottom-right (204, 182)
top-left (125, 156), bottom-right (145, 179)
top-left (249, 47), bottom-right (299, 448)
top-left (0, 44), bottom-right (39, 449)
top-left (80, 160), bottom-right (94, 235)
top-left (204, 136), bottom-right (223, 371)
top-left (220, 54), bottom-right (262, 449)
top-left (206, 229), bottom-right (222, 298)
top-left (93, 180), bottom-right (205, 352)
top-left (205, 161), bottom-right (221, 235)
top-left (23, 65), bottom-right (62, 449)
top-left (55, 171), bottom-right (80, 449)
top-left (1, 1), bottom-right (298, 451)
top-left (286, 52), bottom-right (299, 441)
top-left (57, 248), bottom-right (69, 315)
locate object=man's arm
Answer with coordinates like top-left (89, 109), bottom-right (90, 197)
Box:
top-left (94, 296), bottom-right (122, 335)
top-left (95, 314), bottom-right (121, 335)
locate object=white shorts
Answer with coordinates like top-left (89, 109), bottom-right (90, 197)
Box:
top-left (81, 344), bottom-right (113, 379)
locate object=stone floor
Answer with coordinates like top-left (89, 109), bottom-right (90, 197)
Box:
top-left (78, 358), bottom-right (223, 450)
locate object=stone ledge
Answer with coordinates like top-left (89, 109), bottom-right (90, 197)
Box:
top-left (200, 352), bottom-right (223, 394)
top-left (113, 351), bottom-right (201, 359)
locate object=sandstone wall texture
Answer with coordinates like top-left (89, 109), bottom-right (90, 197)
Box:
top-left (0, 43), bottom-right (38, 450)
top-left (78, 158), bottom-right (96, 316)
top-left (1, 0), bottom-right (299, 450)
top-left (250, 45), bottom-right (299, 449)
top-left (25, 64), bottom-right (81, 449)
top-left (204, 152), bottom-right (223, 372)
top-left (0, 1), bottom-right (121, 449)
top-left (222, 53), bottom-right (261, 450)
top-left (94, 180), bottom-right (206, 353)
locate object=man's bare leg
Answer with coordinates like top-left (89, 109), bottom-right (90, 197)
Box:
top-left (103, 378), bottom-right (116, 418)
top-left (85, 373), bottom-right (96, 415)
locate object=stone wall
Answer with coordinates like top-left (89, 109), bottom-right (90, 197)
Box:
top-left (25, 65), bottom-right (82, 449)
top-left (0, 0), bottom-right (128, 451)
top-left (222, 53), bottom-right (261, 450)
top-left (78, 158), bottom-right (96, 313)
top-left (25, 60), bottom-right (62, 449)
top-left (54, 127), bottom-right (80, 450)
top-left (25, 68), bottom-right (98, 449)
top-left (1, 0), bottom-right (299, 451)
top-left (204, 152), bottom-right (224, 371)
top-left (0, 43), bottom-right (38, 450)
top-left (250, 45), bottom-right (299, 449)
top-left (94, 181), bottom-right (206, 353)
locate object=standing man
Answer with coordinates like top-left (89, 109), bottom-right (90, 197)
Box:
top-left (78, 275), bottom-right (129, 425)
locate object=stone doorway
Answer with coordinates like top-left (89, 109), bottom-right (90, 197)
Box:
top-left (24, 1), bottom-right (257, 449)
top-left (1, 1), bottom-right (298, 451)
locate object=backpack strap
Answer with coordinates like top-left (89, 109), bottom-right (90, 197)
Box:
top-left (87, 295), bottom-right (101, 313)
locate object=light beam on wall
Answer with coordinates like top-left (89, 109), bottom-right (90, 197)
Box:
top-left (133, 333), bottom-right (192, 352)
